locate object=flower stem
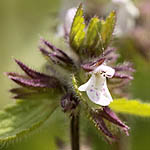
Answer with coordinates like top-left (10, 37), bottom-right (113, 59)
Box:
top-left (70, 112), bottom-right (80, 150)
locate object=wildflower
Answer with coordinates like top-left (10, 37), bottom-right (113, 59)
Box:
top-left (78, 62), bottom-right (115, 106)
top-left (6, 5), bottom-right (134, 142)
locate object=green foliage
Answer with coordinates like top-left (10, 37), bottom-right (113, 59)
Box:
top-left (69, 4), bottom-right (85, 51)
top-left (0, 99), bottom-right (58, 147)
top-left (110, 98), bottom-right (150, 117)
top-left (69, 5), bottom-right (116, 56)
top-left (101, 11), bottom-right (116, 49)
top-left (85, 17), bottom-right (102, 54)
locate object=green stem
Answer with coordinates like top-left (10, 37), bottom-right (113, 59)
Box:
top-left (70, 112), bottom-right (80, 150)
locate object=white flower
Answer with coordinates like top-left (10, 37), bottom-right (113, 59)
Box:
top-left (78, 64), bottom-right (115, 106)
top-left (111, 0), bottom-right (139, 36)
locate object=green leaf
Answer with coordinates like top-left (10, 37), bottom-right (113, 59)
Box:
top-left (101, 11), bottom-right (116, 49)
top-left (0, 99), bottom-right (58, 146)
top-left (69, 5), bottom-right (116, 56)
top-left (69, 4), bottom-right (85, 51)
top-left (110, 98), bottom-right (150, 117)
top-left (85, 17), bottom-right (102, 54)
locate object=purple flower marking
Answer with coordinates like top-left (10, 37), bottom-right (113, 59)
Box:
top-left (90, 89), bottom-right (94, 92)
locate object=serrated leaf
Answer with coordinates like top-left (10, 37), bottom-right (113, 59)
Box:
top-left (85, 17), bottom-right (102, 54)
top-left (110, 98), bottom-right (150, 117)
top-left (69, 4), bottom-right (85, 51)
top-left (101, 11), bottom-right (116, 49)
top-left (0, 98), bottom-right (58, 146)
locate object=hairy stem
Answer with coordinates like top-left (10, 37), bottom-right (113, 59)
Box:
top-left (70, 112), bottom-right (80, 150)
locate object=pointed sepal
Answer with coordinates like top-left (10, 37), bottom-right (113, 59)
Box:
top-left (6, 72), bottom-right (59, 89)
top-left (85, 17), bottom-right (102, 55)
top-left (102, 107), bottom-right (129, 135)
top-left (40, 39), bottom-right (74, 67)
top-left (15, 59), bottom-right (51, 79)
top-left (69, 4), bottom-right (86, 51)
top-left (91, 110), bottom-right (116, 140)
top-left (101, 11), bottom-right (116, 49)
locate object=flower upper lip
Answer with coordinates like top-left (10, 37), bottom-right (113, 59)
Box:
top-left (93, 64), bottom-right (115, 78)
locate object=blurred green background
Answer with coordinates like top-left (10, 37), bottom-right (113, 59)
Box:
top-left (0, 0), bottom-right (150, 150)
